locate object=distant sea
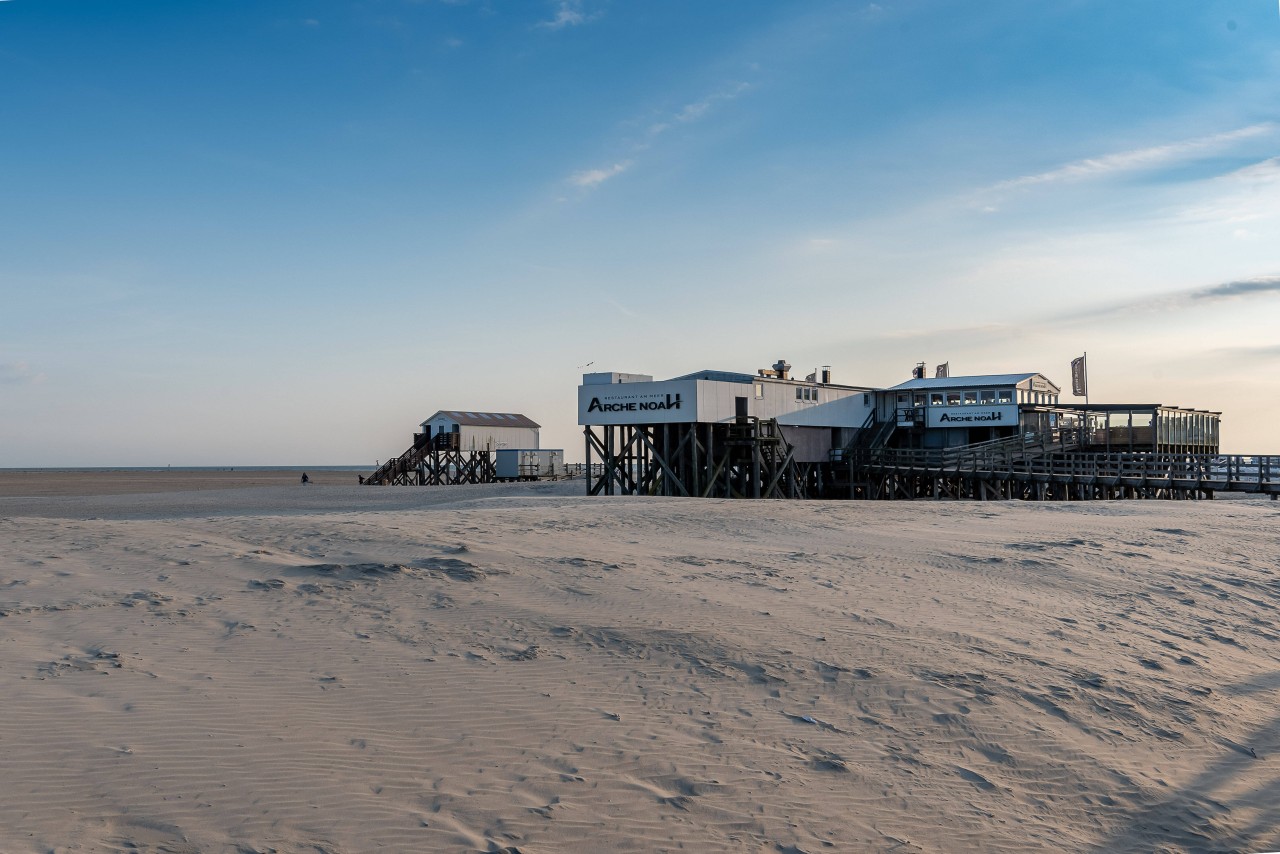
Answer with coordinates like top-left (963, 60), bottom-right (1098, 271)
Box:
top-left (0, 466), bottom-right (373, 473)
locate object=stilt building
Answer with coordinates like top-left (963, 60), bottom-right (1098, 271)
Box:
top-left (579, 360), bottom-right (1272, 501)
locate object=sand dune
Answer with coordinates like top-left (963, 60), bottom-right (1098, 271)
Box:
top-left (1, 477), bottom-right (1278, 853)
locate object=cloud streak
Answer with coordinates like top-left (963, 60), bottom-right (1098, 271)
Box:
top-left (864, 274), bottom-right (1280, 346)
top-left (1177, 156), bottom-right (1280, 225)
top-left (646, 82), bottom-right (751, 138)
top-left (538, 1), bottom-right (598, 31)
top-left (983, 123), bottom-right (1276, 198)
top-left (1190, 276), bottom-right (1280, 301)
top-left (1059, 275), bottom-right (1280, 322)
top-left (568, 160), bottom-right (631, 188)
top-left (564, 81), bottom-right (751, 191)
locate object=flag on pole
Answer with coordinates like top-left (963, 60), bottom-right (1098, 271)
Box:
top-left (935, 362), bottom-right (949, 378)
top-left (1071, 354), bottom-right (1088, 397)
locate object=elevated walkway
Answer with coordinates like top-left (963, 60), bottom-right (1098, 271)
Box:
top-left (851, 439), bottom-right (1279, 501)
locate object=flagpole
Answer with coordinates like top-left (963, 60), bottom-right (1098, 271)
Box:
top-left (1084, 351), bottom-right (1089, 406)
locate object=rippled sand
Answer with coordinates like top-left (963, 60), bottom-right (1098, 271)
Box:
top-left (1, 474), bottom-right (1278, 853)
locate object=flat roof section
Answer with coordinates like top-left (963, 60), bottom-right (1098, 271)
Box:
top-left (889, 373), bottom-right (1045, 390)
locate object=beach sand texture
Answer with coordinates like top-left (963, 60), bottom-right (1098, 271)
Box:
top-left (1, 475), bottom-right (1279, 853)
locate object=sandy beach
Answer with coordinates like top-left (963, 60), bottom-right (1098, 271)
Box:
top-left (1, 473), bottom-right (1278, 853)
top-left (0, 468), bottom-right (365, 498)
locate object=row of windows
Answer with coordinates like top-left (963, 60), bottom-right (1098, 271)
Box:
top-left (752, 384), bottom-right (1059, 409)
top-left (897, 389), bottom-right (1016, 407)
top-left (754, 383), bottom-right (825, 402)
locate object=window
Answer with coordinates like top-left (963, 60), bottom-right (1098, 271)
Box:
top-left (963, 391), bottom-right (977, 405)
top-left (897, 393), bottom-right (909, 406)
top-left (980, 390), bottom-right (995, 404)
top-left (947, 392), bottom-right (961, 406)
top-left (914, 394), bottom-right (927, 406)
top-left (931, 393), bottom-right (944, 406)
top-left (997, 390), bottom-right (1012, 404)
top-left (796, 388), bottom-right (803, 400)
top-left (755, 383), bottom-right (764, 399)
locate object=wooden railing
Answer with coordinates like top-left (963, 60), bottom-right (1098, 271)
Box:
top-left (834, 426), bottom-right (1081, 466)
top-left (853, 448), bottom-right (1279, 494)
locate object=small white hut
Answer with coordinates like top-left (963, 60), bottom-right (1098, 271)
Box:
top-left (419, 411), bottom-right (540, 452)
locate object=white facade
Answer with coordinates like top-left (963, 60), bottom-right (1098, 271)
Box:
top-left (578, 371), bottom-right (873, 427)
top-left (420, 411), bottom-right (540, 452)
top-left (578, 366), bottom-right (1072, 454)
top-left (777, 392), bottom-right (876, 430)
top-left (882, 373), bottom-right (1061, 422)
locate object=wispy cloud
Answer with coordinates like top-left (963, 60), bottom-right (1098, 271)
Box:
top-left (0, 360), bottom-right (45, 386)
top-left (564, 80), bottom-right (751, 192)
top-left (1178, 156), bottom-right (1280, 225)
top-left (538, 0), bottom-right (600, 31)
top-left (1190, 275), bottom-right (1280, 301)
top-left (645, 82), bottom-right (751, 139)
top-left (568, 160), bottom-right (631, 188)
top-left (867, 274), bottom-right (1280, 345)
top-left (980, 123), bottom-right (1276, 200)
top-left (1062, 275), bottom-right (1280, 322)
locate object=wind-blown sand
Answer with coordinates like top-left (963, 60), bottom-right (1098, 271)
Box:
top-left (1, 476), bottom-right (1278, 853)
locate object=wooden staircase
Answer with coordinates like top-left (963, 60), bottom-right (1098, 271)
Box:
top-left (364, 433), bottom-right (496, 487)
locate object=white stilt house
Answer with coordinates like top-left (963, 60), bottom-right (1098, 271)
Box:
top-left (419, 411), bottom-right (540, 452)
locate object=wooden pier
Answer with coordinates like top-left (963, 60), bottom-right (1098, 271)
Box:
top-left (840, 439), bottom-right (1280, 501)
top-left (585, 419), bottom-right (1278, 502)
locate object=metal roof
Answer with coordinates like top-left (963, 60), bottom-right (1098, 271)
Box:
top-left (668, 369), bottom-right (871, 390)
top-left (669, 369), bottom-right (756, 384)
top-left (420, 411), bottom-right (541, 428)
top-left (888, 373), bottom-right (1056, 391)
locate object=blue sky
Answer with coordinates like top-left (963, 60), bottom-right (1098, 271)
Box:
top-left (2, 0), bottom-right (1278, 464)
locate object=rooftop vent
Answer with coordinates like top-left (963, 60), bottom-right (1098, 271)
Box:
top-left (758, 359), bottom-right (794, 380)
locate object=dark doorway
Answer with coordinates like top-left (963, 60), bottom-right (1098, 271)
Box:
top-left (735, 396), bottom-right (748, 421)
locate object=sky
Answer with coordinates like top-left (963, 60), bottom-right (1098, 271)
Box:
top-left (1, 0), bottom-right (1278, 465)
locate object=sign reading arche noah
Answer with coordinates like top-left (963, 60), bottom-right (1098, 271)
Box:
top-left (578, 379), bottom-right (698, 425)
top-left (925, 405), bottom-right (1019, 429)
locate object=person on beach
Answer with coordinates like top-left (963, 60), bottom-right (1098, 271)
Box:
top-left (301, 472), bottom-right (310, 484)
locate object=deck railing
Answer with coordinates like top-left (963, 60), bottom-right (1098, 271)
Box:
top-left (853, 448), bottom-right (1279, 494)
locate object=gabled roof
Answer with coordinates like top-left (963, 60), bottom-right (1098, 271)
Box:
top-left (421, 411), bottom-right (541, 429)
top-left (888, 373), bottom-right (1058, 392)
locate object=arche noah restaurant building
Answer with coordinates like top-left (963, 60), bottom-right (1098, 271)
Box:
top-left (579, 366), bottom-right (1220, 455)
